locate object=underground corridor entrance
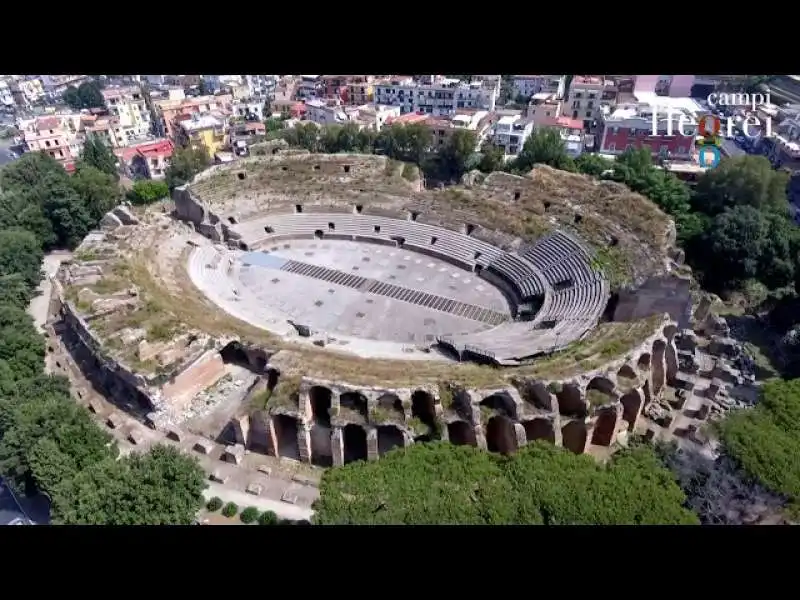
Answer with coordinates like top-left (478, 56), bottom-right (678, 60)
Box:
top-left (343, 424), bottom-right (368, 464)
top-left (447, 420), bottom-right (477, 446)
top-left (523, 418), bottom-right (555, 445)
top-left (309, 386), bottom-right (332, 426)
top-left (485, 416), bottom-right (518, 455)
top-left (272, 414), bottom-right (300, 460)
top-left (480, 392), bottom-right (518, 420)
top-left (556, 383), bottom-right (587, 418)
top-left (310, 424), bottom-right (333, 467)
top-left (340, 392), bottom-right (368, 421)
top-left (377, 425), bottom-right (404, 456)
top-left (411, 390), bottom-right (437, 441)
top-left (620, 390), bottom-right (643, 431)
top-left (220, 341), bottom-right (253, 371)
top-left (591, 409), bottom-right (617, 446)
top-left (561, 420), bottom-right (587, 454)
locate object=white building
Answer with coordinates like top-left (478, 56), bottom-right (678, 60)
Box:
top-left (233, 98), bottom-right (266, 121)
top-left (304, 99), bottom-right (358, 126)
top-left (513, 75), bottom-right (566, 100)
top-left (356, 104), bottom-right (401, 130)
top-left (492, 114), bottom-right (534, 157)
top-left (244, 75), bottom-right (277, 99)
top-left (0, 80), bottom-right (13, 107)
top-left (101, 86), bottom-right (152, 143)
top-left (374, 76), bottom-right (499, 117)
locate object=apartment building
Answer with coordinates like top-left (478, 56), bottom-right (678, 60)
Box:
top-left (0, 80), bottom-right (13, 107)
top-left (115, 138), bottom-right (175, 180)
top-left (597, 102), bottom-right (697, 159)
top-left (355, 104), bottom-right (401, 130)
top-left (513, 75), bottom-right (566, 100)
top-left (102, 86), bottom-right (152, 142)
top-left (294, 75), bottom-right (323, 99)
top-left (563, 75), bottom-right (606, 129)
top-left (304, 99), bottom-right (359, 126)
top-left (175, 113), bottom-right (227, 157)
top-left (233, 98), bottom-right (266, 121)
top-left (426, 110), bottom-right (493, 150)
top-left (346, 77), bottom-right (374, 105)
top-left (244, 75), bottom-right (277, 99)
top-left (374, 76), bottom-right (499, 117)
top-left (152, 94), bottom-right (233, 139)
top-left (20, 114), bottom-right (80, 166)
top-left (528, 94), bottom-right (562, 127)
top-left (537, 115), bottom-right (585, 158)
top-left (492, 114), bottom-right (534, 157)
top-left (271, 99), bottom-right (306, 119)
top-left (11, 78), bottom-right (45, 107)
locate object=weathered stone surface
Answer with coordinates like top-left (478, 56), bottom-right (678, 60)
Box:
top-left (106, 414), bottom-right (121, 429)
top-left (222, 444), bottom-right (245, 465)
top-left (257, 465), bottom-right (272, 477)
top-left (193, 439), bottom-right (214, 455)
top-left (209, 471), bottom-right (228, 484)
top-left (166, 428), bottom-right (183, 442)
top-left (246, 482), bottom-right (263, 496)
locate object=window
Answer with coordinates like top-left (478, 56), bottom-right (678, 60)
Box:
top-left (45, 140), bottom-right (51, 147)
top-left (608, 143), bottom-right (616, 152)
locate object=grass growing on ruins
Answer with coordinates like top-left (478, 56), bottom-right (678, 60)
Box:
top-left (586, 389), bottom-right (611, 408)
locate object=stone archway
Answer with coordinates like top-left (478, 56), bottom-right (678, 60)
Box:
top-left (377, 425), bottom-right (404, 456)
top-left (591, 409), bottom-right (617, 446)
top-left (272, 414), bottom-right (300, 460)
top-left (586, 376), bottom-right (616, 408)
top-left (376, 393), bottom-right (405, 422)
top-left (523, 418), bottom-right (556, 445)
top-left (485, 415), bottom-right (518, 455)
top-left (620, 390), bottom-right (643, 431)
top-left (447, 420), bottom-right (477, 446)
top-left (343, 424), bottom-right (368, 464)
top-left (521, 381), bottom-right (554, 411)
top-left (556, 383), bottom-right (586, 417)
top-left (561, 420), bottom-right (587, 454)
top-left (480, 392), bottom-right (518, 420)
top-left (309, 385), bottom-right (332, 426)
top-left (340, 391), bottom-right (368, 421)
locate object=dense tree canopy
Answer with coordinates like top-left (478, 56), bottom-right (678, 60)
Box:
top-left (62, 81), bottom-right (105, 110)
top-left (0, 146), bottom-right (208, 524)
top-left (79, 136), bottom-right (119, 179)
top-left (127, 180), bottom-right (170, 205)
top-left (717, 379), bottom-right (800, 511)
top-left (509, 128), bottom-right (575, 173)
top-left (165, 145), bottom-right (211, 190)
top-left (51, 445), bottom-right (206, 525)
top-left (313, 442), bottom-right (698, 525)
top-left (694, 155), bottom-right (789, 216)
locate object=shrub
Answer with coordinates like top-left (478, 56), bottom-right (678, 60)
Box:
top-left (206, 497), bottom-right (223, 512)
top-left (258, 510), bottom-right (278, 525)
top-left (240, 506), bottom-right (259, 524)
top-left (127, 180), bottom-right (169, 205)
top-left (221, 502), bottom-right (238, 518)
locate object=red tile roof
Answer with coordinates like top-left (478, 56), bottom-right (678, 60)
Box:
top-left (36, 117), bottom-right (59, 131)
top-left (555, 116), bottom-right (583, 130)
top-left (385, 112), bottom-right (428, 126)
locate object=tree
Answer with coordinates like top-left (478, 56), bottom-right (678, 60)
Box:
top-left (574, 153), bottom-right (613, 177)
top-left (717, 379), bottom-right (800, 511)
top-left (62, 86), bottom-right (82, 110)
top-left (0, 305), bottom-right (45, 383)
top-left (165, 146), bottom-right (211, 190)
top-left (694, 155), bottom-right (789, 216)
top-left (478, 142), bottom-right (505, 173)
top-left (50, 444), bottom-right (206, 525)
top-left (313, 442), bottom-right (698, 525)
top-left (76, 81), bottom-right (105, 109)
top-left (438, 129), bottom-right (478, 182)
top-left (127, 180), bottom-right (169, 205)
top-left (510, 128), bottom-right (575, 173)
top-left (375, 123), bottom-right (433, 164)
top-left (0, 229), bottom-right (44, 290)
top-left (79, 136), bottom-right (119, 179)
top-left (70, 164), bottom-right (123, 221)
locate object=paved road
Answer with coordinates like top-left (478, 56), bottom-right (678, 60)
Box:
top-left (0, 138), bottom-right (19, 167)
top-left (202, 481), bottom-right (314, 521)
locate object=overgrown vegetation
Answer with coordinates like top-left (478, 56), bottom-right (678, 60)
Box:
top-left (313, 442), bottom-right (698, 525)
top-left (0, 151), bottom-right (207, 525)
top-left (717, 379), bottom-right (800, 512)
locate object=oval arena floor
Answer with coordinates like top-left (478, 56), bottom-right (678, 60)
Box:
top-left (187, 211), bottom-right (609, 363)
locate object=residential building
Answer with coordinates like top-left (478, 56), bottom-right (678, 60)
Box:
top-left (175, 113), bottom-right (227, 157)
top-left (244, 75), bottom-right (277, 99)
top-left (345, 77), bottom-right (375, 105)
top-left (20, 113), bottom-right (81, 167)
top-left (513, 75), bottom-right (566, 101)
top-left (633, 75), bottom-right (696, 98)
top-left (102, 86), bottom-right (152, 141)
top-left (563, 75), bottom-right (606, 129)
top-left (152, 94), bottom-right (233, 139)
top-left (271, 99), bottom-right (306, 119)
top-left (114, 138), bottom-right (175, 180)
top-left (0, 80), bottom-right (13, 107)
top-left (226, 82), bottom-right (251, 101)
top-left (233, 98), bottom-right (266, 121)
top-left (538, 116), bottom-right (585, 158)
top-left (355, 104), bottom-right (401, 130)
top-left (528, 94), bottom-right (562, 127)
top-left (40, 75), bottom-right (89, 100)
top-left (295, 75), bottom-right (323, 99)
top-left (374, 76), bottom-right (499, 117)
top-left (11, 78), bottom-right (45, 107)
top-left (304, 99), bottom-right (359, 126)
top-left (597, 102), bottom-right (698, 159)
top-left (492, 114), bottom-right (534, 157)
top-left (425, 110), bottom-right (493, 150)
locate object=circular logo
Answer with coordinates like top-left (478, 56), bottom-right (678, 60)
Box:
top-left (698, 114), bottom-right (721, 137)
top-left (698, 146), bottom-right (721, 168)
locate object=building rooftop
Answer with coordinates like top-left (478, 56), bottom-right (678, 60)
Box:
top-left (573, 76), bottom-right (605, 86)
top-left (180, 114), bottom-right (223, 132)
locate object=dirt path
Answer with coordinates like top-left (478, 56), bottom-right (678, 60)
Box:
top-left (202, 481), bottom-right (314, 521)
top-left (27, 251), bottom-right (71, 332)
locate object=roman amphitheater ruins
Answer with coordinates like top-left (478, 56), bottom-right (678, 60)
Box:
top-left (49, 150), bottom-right (703, 476)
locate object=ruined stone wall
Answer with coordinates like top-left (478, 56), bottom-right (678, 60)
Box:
top-left (614, 275), bottom-right (692, 326)
top-left (232, 317), bottom-right (675, 465)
